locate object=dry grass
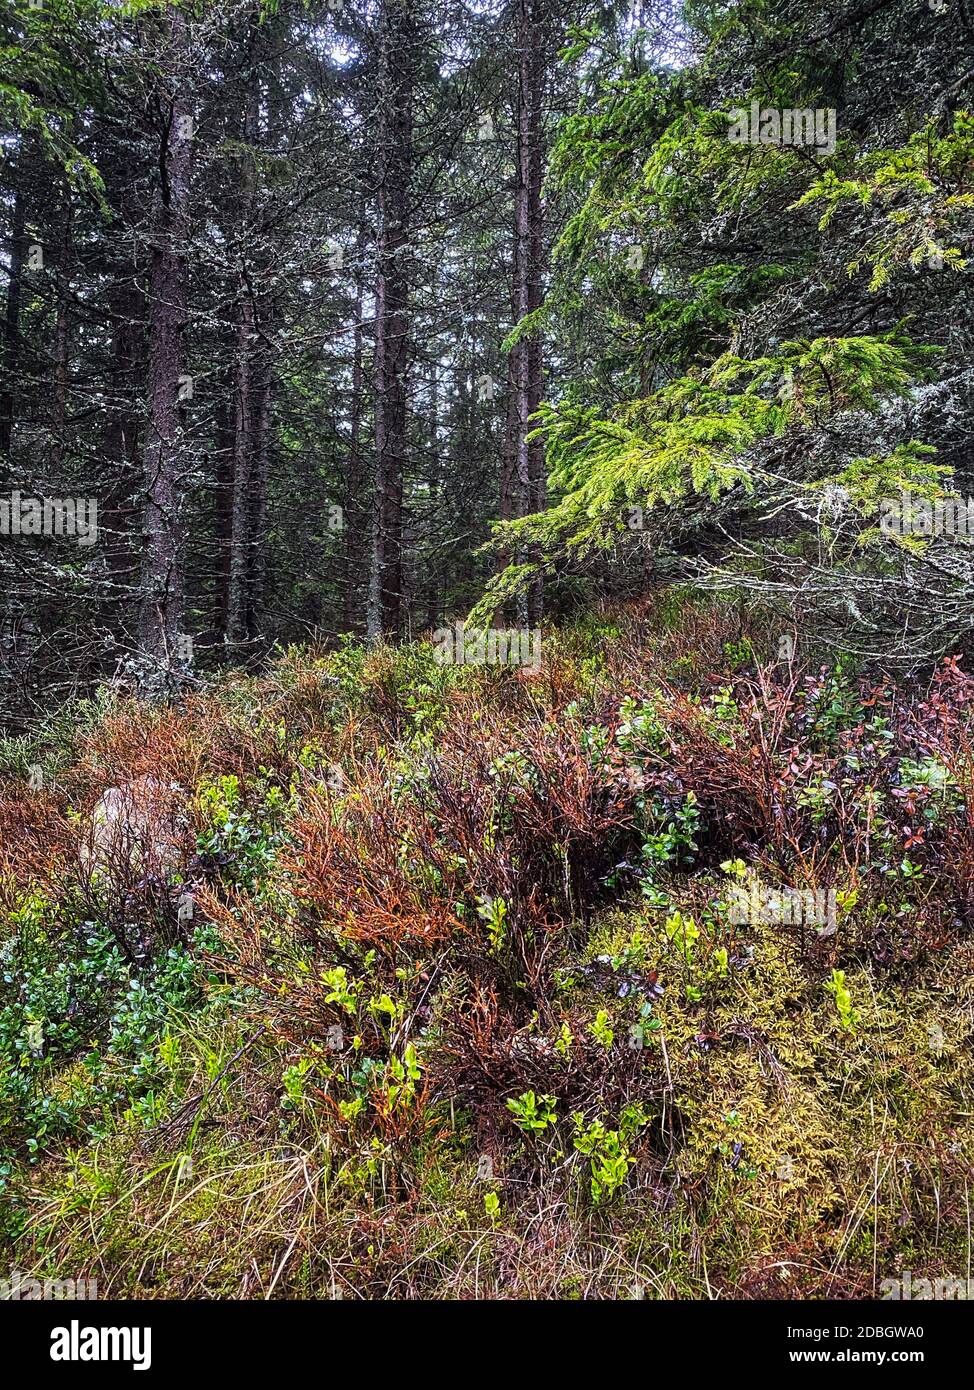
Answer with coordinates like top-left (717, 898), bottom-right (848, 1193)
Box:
top-left (3, 595), bottom-right (974, 1298)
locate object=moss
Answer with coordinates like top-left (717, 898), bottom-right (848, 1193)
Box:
top-left (5, 597), bottom-right (974, 1297)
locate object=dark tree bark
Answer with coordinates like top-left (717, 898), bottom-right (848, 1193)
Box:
top-left (225, 286), bottom-right (255, 648)
top-left (51, 182), bottom-right (72, 470)
top-left (211, 352), bottom-right (235, 643)
top-left (343, 219), bottom-right (367, 633)
top-left (140, 5), bottom-right (193, 668)
top-left (225, 13), bottom-right (261, 651)
top-left (511, 0), bottom-right (546, 627)
top-left (422, 351), bottom-right (440, 631)
top-left (248, 344), bottom-right (272, 642)
top-left (367, 0), bottom-right (415, 640)
top-left (0, 184), bottom-right (25, 469)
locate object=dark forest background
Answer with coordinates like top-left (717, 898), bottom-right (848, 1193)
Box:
top-left (3, 0), bottom-right (974, 726)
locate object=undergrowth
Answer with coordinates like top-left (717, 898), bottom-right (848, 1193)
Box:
top-left (1, 593), bottom-right (973, 1299)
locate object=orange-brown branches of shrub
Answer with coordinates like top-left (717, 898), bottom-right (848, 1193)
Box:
top-left (285, 780), bottom-right (466, 948)
top-left (0, 786), bottom-right (74, 899)
top-left (74, 693), bottom-right (287, 794)
top-left (432, 714), bottom-right (636, 912)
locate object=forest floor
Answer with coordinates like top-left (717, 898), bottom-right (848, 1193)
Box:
top-left (1, 591), bottom-right (973, 1299)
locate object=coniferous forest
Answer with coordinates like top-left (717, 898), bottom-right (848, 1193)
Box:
top-left (3, 0), bottom-right (974, 1328)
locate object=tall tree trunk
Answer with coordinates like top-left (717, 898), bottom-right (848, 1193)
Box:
top-left (226, 288), bottom-right (255, 648)
top-left (51, 183), bottom-right (72, 470)
top-left (225, 13), bottom-right (261, 651)
top-left (247, 12), bottom-right (284, 649)
top-left (100, 130), bottom-right (145, 610)
top-left (0, 185), bottom-right (25, 469)
top-left (211, 352), bottom-right (235, 644)
top-left (248, 347), bottom-right (272, 642)
top-left (343, 220), bottom-right (367, 633)
top-left (511, 0), bottom-right (545, 628)
top-left (367, 0), bottom-right (414, 640)
top-left (141, 5), bottom-right (193, 669)
top-left (423, 351), bottom-right (440, 631)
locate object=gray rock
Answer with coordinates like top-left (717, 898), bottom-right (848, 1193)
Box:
top-left (81, 776), bottom-right (188, 882)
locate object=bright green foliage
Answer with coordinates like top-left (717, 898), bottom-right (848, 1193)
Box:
top-left (506, 1091), bottom-right (557, 1134)
top-left (794, 114), bottom-right (974, 289)
top-left (472, 10), bottom-right (972, 649)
